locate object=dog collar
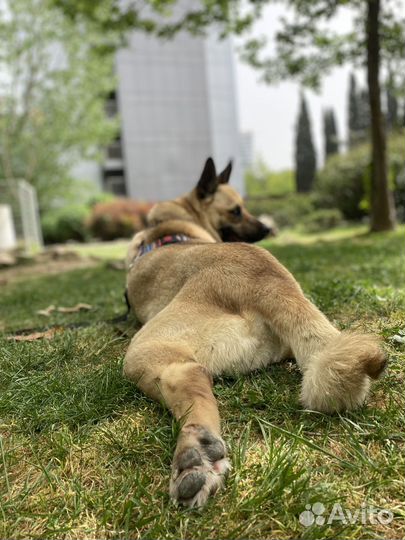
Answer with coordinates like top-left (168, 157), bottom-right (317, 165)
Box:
top-left (138, 234), bottom-right (191, 257)
top-left (129, 234), bottom-right (191, 269)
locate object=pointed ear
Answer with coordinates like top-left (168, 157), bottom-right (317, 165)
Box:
top-left (218, 160), bottom-right (232, 184)
top-left (196, 157), bottom-right (218, 199)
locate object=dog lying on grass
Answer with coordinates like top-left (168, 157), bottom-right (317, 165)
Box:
top-left (123, 157), bottom-right (386, 507)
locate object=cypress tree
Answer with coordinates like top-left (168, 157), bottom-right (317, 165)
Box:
top-left (323, 108), bottom-right (339, 160)
top-left (295, 94), bottom-right (316, 193)
top-left (357, 88), bottom-right (371, 139)
top-left (348, 74), bottom-right (371, 146)
top-left (401, 101), bottom-right (405, 127)
top-left (386, 74), bottom-right (398, 129)
top-left (348, 73), bottom-right (360, 147)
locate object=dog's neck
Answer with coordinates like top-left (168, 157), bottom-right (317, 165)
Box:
top-left (172, 193), bottom-right (222, 242)
top-left (126, 217), bottom-right (216, 269)
top-left (144, 219), bottom-right (216, 244)
top-left (147, 190), bottom-right (223, 243)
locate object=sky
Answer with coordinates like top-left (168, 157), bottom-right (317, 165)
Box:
top-left (233, 3), bottom-right (363, 171)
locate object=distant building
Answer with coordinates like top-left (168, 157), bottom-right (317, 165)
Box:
top-left (240, 132), bottom-right (254, 173)
top-left (76, 27), bottom-right (245, 201)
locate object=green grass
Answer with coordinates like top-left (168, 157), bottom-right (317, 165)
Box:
top-left (72, 240), bottom-right (130, 260)
top-left (0, 227), bottom-right (404, 539)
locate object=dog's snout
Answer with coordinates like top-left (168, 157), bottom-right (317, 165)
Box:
top-left (261, 224), bottom-right (271, 237)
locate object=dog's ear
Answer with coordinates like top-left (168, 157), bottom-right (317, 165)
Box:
top-left (196, 157), bottom-right (218, 199)
top-left (218, 160), bottom-right (232, 184)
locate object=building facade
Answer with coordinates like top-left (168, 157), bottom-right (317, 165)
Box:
top-left (77, 27), bottom-right (247, 201)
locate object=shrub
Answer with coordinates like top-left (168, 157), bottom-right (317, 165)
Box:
top-left (245, 161), bottom-right (294, 197)
top-left (315, 132), bottom-right (405, 220)
top-left (315, 147), bottom-right (369, 220)
top-left (301, 208), bottom-right (344, 232)
top-left (246, 193), bottom-right (315, 228)
top-left (87, 198), bottom-right (153, 240)
top-left (87, 192), bottom-right (115, 208)
top-left (42, 205), bottom-right (89, 244)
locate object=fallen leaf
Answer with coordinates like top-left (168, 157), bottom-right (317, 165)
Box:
top-left (37, 305), bottom-right (56, 316)
top-left (36, 303), bottom-right (92, 316)
top-left (7, 327), bottom-right (60, 342)
top-left (57, 303), bottom-right (92, 313)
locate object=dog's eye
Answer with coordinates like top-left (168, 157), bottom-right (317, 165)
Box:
top-left (230, 205), bottom-right (242, 217)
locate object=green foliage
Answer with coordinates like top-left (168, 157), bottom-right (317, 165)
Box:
top-left (0, 0), bottom-right (118, 211)
top-left (357, 89), bottom-right (371, 139)
top-left (246, 193), bottom-right (316, 228)
top-left (245, 162), bottom-right (322, 229)
top-left (323, 107), bottom-right (339, 159)
top-left (348, 73), bottom-right (370, 148)
top-left (240, 1), bottom-right (405, 89)
top-left (41, 205), bottom-right (90, 244)
top-left (245, 162), bottom-right (294, 197)
top-left (386, 73), bottom-right (399, 130)
top-left (348, 73), bottom-right (359, 147)
top-left (87, 192), bottom-right (116, 208)
top-left (315, 148), bottom-right (369, 221)
top-left (393, 169), bottom-right (405, 222)
top-left (52, 1), bottom-right (405, 89)
top-left (316, 132), bottom-right (405, 220)
top-left (300, 208), bottom-right (343, 233)
top-left (52, 0), bottom-right (261, 43)
top-left (295, 94), bottom-right (316, 193)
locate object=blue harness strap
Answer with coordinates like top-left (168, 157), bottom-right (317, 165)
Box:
top-left (137, 234), bottom-right (191, 257)
top-left (127, 234), bottom-right (191, 269)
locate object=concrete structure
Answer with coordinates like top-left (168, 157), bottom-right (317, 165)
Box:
top-left (240, 132), bottom-right (254, 173)
top-left (0, 181), bottom-right (43, 253)
top-left (97, 27), bottom-right (245, 201)
top-left (0, 204), bottom-right (16, 251)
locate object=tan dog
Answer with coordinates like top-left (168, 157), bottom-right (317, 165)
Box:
top-left (124, 157), bottom-right (386, 508)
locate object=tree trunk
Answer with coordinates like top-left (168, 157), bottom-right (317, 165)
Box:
top-left (366, 0), bottom-right (397, 231)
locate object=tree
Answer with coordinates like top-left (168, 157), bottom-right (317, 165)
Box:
top-left (348, 73), bottom-right (360, 148)
top-left (348, 75), bottom-right (370, 147)
top-left (323, 108), bottom-right (339, 160)
top-left (0, 0), bottom-right (118, 211)
top-left (241, 0), bottom-right (403, 230)
top-left (386, 74), bottom-right (399, 130)
top-left (366, 0), bottom-right (397, 231)
top-left (357, 88), bottom-right (371, 139)
top-left (53, 0), bottom-right (405, 231)
top-left (295, 95), bottom-right (316, 193)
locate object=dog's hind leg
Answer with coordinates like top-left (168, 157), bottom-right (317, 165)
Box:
top-left (123, 336), bottom-right (230, 507)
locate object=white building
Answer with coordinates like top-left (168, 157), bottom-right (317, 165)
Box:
top-left (78, 27), bottom-right (246, 201)
top-left (240, 132), bottom-right (254, 173)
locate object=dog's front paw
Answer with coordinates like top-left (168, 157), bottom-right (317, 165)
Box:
top-left (169, 425), bottom-right (231, 508)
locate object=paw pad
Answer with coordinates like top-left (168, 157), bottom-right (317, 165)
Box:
top-left (177, 471), bottom-right (205, 500)
top-left (170, 425), bottom-right (230, 507)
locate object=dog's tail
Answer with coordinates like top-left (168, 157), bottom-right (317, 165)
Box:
top-left (300, 332), bottom-right (386, 413)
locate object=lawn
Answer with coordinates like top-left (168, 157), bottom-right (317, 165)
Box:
top-left (0, 227), bottom-right (404, 539)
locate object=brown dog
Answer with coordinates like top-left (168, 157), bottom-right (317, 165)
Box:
top-left (124, 157), bottom-right (386, 508)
